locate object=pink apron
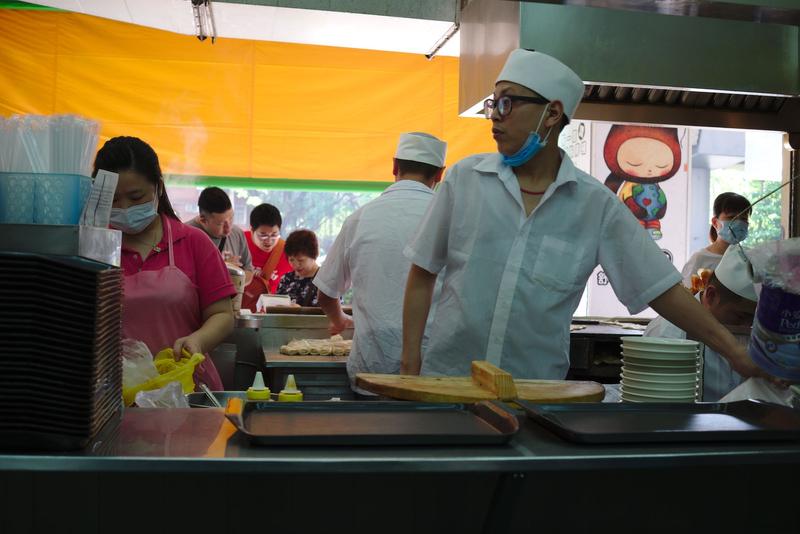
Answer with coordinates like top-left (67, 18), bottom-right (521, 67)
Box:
top-left (122, 216), bottom-right (223, 391)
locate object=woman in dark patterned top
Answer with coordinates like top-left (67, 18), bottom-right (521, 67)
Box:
top-left (277, 229), bottom-right (321, 307)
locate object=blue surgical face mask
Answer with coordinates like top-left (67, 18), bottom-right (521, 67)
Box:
top-left (501, 105), bottom-right (552, 168)
top-left (718, 219), bottom-right (749, 245)
top-left (110, 197), bottom-right (158, 234)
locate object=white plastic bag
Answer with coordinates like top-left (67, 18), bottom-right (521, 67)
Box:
top-left (134, 381), bottom-right (190, 408)
top-left (720, 378), bottom-right (795, 407)
top-left (121, 338), bottom-right (159, 389)
top-left (747, 238), bottom-right (800, 293)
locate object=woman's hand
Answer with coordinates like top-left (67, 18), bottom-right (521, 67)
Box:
top-left (173, 334), bottom-right (204, 360)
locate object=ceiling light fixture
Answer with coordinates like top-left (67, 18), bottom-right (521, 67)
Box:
top-left (190, 0), bottom-right (217, 43)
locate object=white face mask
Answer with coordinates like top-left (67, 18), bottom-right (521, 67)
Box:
top-left (110, 197), bottom-right (158, 234)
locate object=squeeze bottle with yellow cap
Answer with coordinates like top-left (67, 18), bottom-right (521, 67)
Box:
top-left (278, 374), bottom-right (303, 402)
top-left (247, 371), bottom-right (271, 401)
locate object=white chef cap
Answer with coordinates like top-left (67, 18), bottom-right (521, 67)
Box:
top-left (715, 246), bottom-right (758, 302)
top-left (394, 132), bottom-right (447, 168)
top-left (495, 49), bottom-right (584, 122)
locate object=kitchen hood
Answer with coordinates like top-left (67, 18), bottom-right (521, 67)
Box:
top-left (459, 0), bottom-right (800, 137)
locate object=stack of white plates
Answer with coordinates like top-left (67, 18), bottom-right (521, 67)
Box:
top-left (619, 336), bottom-right (700, 403)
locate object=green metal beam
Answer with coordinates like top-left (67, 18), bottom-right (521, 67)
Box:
top-left (0, 1), bottom-right (62, 10)
top-left (164, 175), bottom-right (392, 193)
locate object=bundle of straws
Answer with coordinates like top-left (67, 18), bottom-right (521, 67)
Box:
top-left (0, 114), bottom-right (100, 176)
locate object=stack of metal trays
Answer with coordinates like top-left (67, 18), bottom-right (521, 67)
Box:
top-left (0, 252), bottom-right (124, 450)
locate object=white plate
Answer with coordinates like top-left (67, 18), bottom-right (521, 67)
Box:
top-left (623, 353), bottom-right (699, 366)
top-left (622, 360), bottom-right (698, 373)
top-left (621, 380), bottom-right (698, 394)
top-left (621, 345), bottom-right (698, 357)
top-left (621, 395), bottom-right (695, 404)
top-left (621, 393), bottom-right (695, 403)
top-left (620, 387), bottom-right (696, 402)
top-left (621, 336), bottom-right (699, 350)
top-left (621, 378), bottom-right (698, 394)
top-left (621, 368), bottom-right (699, 384)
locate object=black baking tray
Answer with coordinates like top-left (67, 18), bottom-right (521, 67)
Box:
top-left (226, 401), bottom-right (519, 446)
top-left (521, 400), bottom-right (800, 444)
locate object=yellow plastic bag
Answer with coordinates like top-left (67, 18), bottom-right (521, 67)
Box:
top-left (122, 348), bottom-right (205, 406)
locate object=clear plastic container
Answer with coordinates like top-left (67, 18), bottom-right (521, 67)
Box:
top-left (0, 172), bottom-right (91, 225)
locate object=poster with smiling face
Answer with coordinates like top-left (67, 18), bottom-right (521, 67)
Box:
top-left (586, 123), bottom-right (689, 318)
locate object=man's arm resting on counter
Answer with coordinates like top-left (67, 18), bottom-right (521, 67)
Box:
top-left (173, 297), bottom-right (235, 357)
top-left (649, 284), bottom-right (769, 380)
top-left (318, 291), bottom-right (353, 335)
top-left (401, 264), bottom-right (436, 375)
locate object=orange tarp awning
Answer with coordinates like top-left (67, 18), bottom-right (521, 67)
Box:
top-left (0, 10), bottom-right (496, 181)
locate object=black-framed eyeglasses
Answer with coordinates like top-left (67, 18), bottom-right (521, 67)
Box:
top-left (483, 95), bottom-right (549, 119)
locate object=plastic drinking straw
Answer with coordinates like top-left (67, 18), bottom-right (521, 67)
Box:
top-left (0, 118), bottom-right (9, 171)
top-left (19, 115), bottom-right (46, 173)
top-left (11, 118), bottom-right (33, 173)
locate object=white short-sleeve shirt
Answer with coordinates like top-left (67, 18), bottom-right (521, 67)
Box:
top-left (314, 180), bottom-right (437, 385)
top-left (404, 151), bottom-right (682, 379)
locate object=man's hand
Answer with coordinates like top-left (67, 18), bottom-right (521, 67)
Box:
top-left (727, 344), bottom-right (789, 388)
top-left (329, 314), bottom-right (353, 335)
top-left (223, 252), bottom-right (242, 267)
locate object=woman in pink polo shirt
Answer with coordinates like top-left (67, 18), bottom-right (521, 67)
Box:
top-left (93, 136), bottom-right (235, 391)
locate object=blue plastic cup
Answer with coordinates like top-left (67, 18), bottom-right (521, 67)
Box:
top-left (32, 173), bottom-right (92, 225)
top-left (0, 173), bottom-right (35, 223)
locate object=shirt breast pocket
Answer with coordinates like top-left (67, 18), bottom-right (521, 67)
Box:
top-left (530, 236), bottom-right (587, 293)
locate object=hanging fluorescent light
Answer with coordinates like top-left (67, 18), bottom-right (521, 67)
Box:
top-left (190, 0), bottom-right (217, 43)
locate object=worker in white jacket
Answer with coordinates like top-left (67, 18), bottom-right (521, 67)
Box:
top-left (401, 48), bottom-right (772, 384)
top-left (315, 132), bottom-right (447, 394)
top-left (645, 246), bottom-right (758, 400)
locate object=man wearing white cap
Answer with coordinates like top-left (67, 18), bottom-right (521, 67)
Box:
top-left (401, 48), bottom-right (769, 384)
top-left (315, 132), bottom-right (447, 395)
top-left (645, 247), bottom-right (758, 400)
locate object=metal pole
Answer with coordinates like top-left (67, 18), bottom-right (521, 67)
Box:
top-left (791, 149), bottom-right (800, 237)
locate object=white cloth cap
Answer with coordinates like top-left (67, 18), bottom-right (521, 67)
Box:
top-left (495, 49), bottom-right (584, 121)
top-left (715, 246), bottom-right (758, 302)
top-left (395, 132), bottom-right (447, 168)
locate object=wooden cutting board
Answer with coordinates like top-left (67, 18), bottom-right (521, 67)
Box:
top-left (356, 374), bottom-right (605, 403)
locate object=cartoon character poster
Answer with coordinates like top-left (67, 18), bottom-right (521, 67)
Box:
top-left (602, 125), bottom-right (682, 240)
top-left (586, 123), bottom-right (689, 318)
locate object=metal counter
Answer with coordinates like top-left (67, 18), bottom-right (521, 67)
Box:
top-left (1, 407), bottom-right (797, 534)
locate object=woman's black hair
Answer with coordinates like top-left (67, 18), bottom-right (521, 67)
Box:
top-left (710, 192), bottom-right (752, 242)
top-left (92, 136), bottom-right (178, 219)
top-left (284, 229), bottom-right (319, 259)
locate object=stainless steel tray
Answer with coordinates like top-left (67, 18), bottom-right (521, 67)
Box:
top-left (258, 315), bottom-right (353, 360)
top-left (226, 401), bottom-right (519, 446)
top-left (522, 400), bottom-right (800, 444)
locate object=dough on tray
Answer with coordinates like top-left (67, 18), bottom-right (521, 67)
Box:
top-left (279, 336), bottom-right (352, 356)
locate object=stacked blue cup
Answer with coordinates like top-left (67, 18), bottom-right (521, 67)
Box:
top-left (0, 172), bottom-right (91, 225)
